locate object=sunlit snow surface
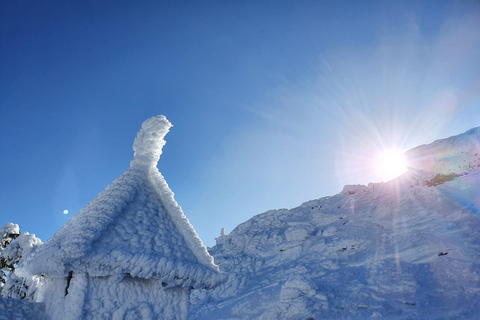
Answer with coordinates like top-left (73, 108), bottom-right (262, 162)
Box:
top-left (190, 127), bottom-right (480, 319)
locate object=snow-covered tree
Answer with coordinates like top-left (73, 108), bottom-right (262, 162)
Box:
top-left (1, 223), bottom-right (20, 291)
top-left (0, 223), bottom-right (42, 300)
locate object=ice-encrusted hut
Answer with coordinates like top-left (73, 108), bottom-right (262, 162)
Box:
top-left (19, 116), bottom-right (221, 320)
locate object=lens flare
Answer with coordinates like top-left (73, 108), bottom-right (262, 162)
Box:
top-left (374, 149), bottom-right (407, 182)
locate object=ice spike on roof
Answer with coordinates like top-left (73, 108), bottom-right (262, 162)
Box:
top-left (131, 115), bottom-right (172, 169)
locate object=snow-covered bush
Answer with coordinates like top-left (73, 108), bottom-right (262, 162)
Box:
top-left (0, 223), bottom-right (43, 300)
top-left (0, 223), bottom-right (20, 292)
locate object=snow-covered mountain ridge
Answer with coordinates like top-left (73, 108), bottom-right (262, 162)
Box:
top-left (190, 127), bottom-right (480, 319)
top-left (405, 126), bottom-right (480, 181)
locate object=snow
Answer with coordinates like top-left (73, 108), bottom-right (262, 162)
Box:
top-left (5, 122), bottom-right (480, 319)
top-left (405, 126), bottom-right (480, 178)
top-left (1, 225), bottom-right (43, 302)
top-left (342, 184), bottom-right (368, 195)
top-left (20, 115), bottom-right (219, 288)
top-left (1, 232), bottom-right (43, 301)
top-left (1, 272), bottom-right (43, 301)
top-left (0, 223), bottom-right (20, 247)
top-left (15, 115), bottom-right (221, 320)
top-left (191, 176), bottom-right (480, 318)
top-left (215, 228), bottom-right (227, 246)
top-left (0, 297), bottom-right (46, 320)
top-left (189, 126), bottom-right (480, 319)
top-left (85, 276), bottom-right (189, 320)
top-left (0, 222), bottom-right (20, 294)
top-left (131, 115), bottom-right (172, 168)
top-left (1, 232), bottom-right (42, 267)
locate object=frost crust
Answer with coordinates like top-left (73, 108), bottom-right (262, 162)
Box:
top-left (20, 115), bottom-right (220, 289)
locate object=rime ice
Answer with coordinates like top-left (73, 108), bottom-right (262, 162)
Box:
top-left (18, 115), bottom-right (221, 320)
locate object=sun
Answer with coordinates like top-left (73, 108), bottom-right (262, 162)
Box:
top-left (374, 149), bottom-right (407, 182)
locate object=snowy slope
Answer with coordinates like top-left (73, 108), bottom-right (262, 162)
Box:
top-left (190, 127), bottom-right (480, 319)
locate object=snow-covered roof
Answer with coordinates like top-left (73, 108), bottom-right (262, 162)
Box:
top-left (20, 116), bottom-right (221, 288)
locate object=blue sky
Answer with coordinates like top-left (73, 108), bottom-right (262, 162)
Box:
top-left (1, 0), bottom-right (479, 246)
